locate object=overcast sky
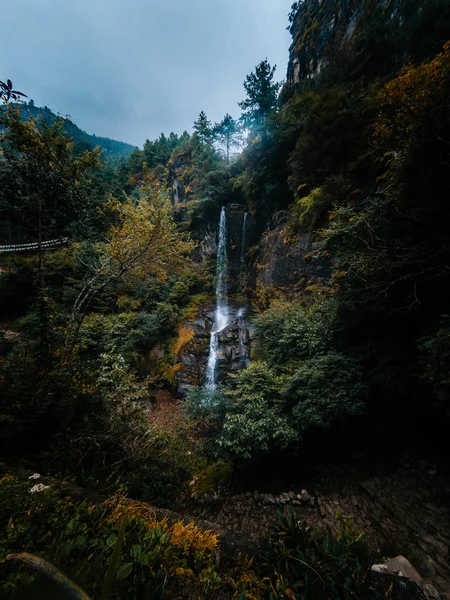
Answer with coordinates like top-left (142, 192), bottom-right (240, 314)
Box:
top-left (1, 0), bottom-right (293, 147)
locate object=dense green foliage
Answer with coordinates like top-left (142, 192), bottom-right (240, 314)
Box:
top-left (1, 1), bottom-right (450, 596)
top-left (225, 0), bottom-right (450, 461)
top-left (266, 509), bottom-right (373, 600)
top-left (0, 101), bottom-right (202, 506)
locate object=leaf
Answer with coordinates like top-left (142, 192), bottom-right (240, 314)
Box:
top-left (7, 79), bottom-right (13, 89)
top-left (116, 562), bottom-right (133, 580)
top-left (99, 513), bottom-right (128, 600)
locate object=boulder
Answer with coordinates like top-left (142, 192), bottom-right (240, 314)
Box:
top-left (368, 572), bottom-right (427, 600)
top-left (371, 556), bottom-right (441, 600)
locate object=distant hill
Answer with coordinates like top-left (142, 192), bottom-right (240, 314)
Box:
top-left (16, 102), bottom-right (136, 164)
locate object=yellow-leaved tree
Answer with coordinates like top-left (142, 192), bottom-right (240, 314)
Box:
top-left (63, 180), bottom-right (194, 358)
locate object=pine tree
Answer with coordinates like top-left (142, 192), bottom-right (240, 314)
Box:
top-left (193, 111), bottom-right (212, 144)
top-left (213, 113), bottom-right (241, 162)
top-left (238, 59), bottom-right (280, 132)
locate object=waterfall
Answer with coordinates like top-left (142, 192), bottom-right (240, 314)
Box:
top-left (205, 207), bottom-right (229, 389)
top-left (240, 212), bottom-right (248, 268)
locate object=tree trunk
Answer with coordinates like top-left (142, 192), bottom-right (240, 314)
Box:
top-left (2, 553), bottom-right (91, 600)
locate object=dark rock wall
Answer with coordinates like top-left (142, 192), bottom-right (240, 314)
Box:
top-left (285, 0), bottom-right (426, 91)
top-left (174, 302), bottom-right (253, 395)
top-left (169, 153), bottom-right (192, 209)
top-left (190, 204), bottom-right (248, 294)
top-left (254, 229), bottom-right (327, 297)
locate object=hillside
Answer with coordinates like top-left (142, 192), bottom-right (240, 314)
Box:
top-left (19, 102), bottom-right (136, 164)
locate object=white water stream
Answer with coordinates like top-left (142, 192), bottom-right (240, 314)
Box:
top-left (205, 207), bottom-right (230, 389)
top-left (240, 212), bottom-right (248, 268)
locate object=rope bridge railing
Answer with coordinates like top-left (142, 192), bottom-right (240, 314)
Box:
top-left (0, 237), bottom-right (68, 253)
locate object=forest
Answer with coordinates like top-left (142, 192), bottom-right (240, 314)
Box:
top-left (1, 0), bottom-right (450, 598)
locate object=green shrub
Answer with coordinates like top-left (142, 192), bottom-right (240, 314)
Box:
top-left (193, 461), bottom-right (233, 494)
top-left (292, 186), bottom-right (331, 232)
top-left (254, 300), bottom-right (334, 369)
top-left (286, 352), bottom-right (367, 432)
top-left (265, 509), bottom-right (374, 600)
top-left (219, 362), bottom-right (298, 459)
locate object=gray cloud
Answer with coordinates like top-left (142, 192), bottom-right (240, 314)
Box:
top-left (1, 0), bottom-right (292, 146)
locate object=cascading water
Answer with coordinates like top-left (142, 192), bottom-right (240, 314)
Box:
top-left (240, 212), bottom-right (248, 290)
top-left (205, 207), bottom-right (229, 389)
top-left (240, 212), bottom-right (248, 268)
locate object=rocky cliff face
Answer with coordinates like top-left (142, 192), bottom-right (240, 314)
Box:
top-left (191, 204), bottom-right (248, 293)
top-left (257, 230), bottom-right (325, 290)
top-left (175, 203), bottom-right (330, 393)
top-left (168, 152), bottom-right (193, 221)
top-left (247, 222), bottom-right (328, 304)
top-left (174, 303), bottom-right (253, 395)
top-left (285, 0), bottom-right (425, 90)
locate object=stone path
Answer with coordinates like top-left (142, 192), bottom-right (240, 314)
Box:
top-left (180, 460), bottom-right (450, 598)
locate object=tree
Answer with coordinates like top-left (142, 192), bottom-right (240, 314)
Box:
top-left (286, 352), bottom-right (367, 432)
top-left (213, 113), bottom-right (241, 163)
top-left (238, 59), bottom-right (280, 133)
top-left (0, 105), bottom-right (100, 362)
top-left (254, 300), bottom-right (334, 368)
top-left (193, 111), bottom-right (212, 144)
top-left (63, 180), bottom-right (195, 357)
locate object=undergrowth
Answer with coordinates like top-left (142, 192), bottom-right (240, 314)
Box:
top-left (0, 475), bottom-right (376, 600)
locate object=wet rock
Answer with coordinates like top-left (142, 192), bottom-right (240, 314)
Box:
top-left (371, 556), bottom-right (441, 600)
top-left (369, 572), bottom-right (427, 600)
top-left (175, 301), bottom-right (253, 393)
top-left (254, 227), bottom-right (327, 300)
top-left (422, 558), bottom-right (438, 579)
top-left (423, 584), bottom-right (441, 600)
top-left (183, 354), bottom-right (196, 367)
top-left (372, 556), bottom-right (423, 586)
